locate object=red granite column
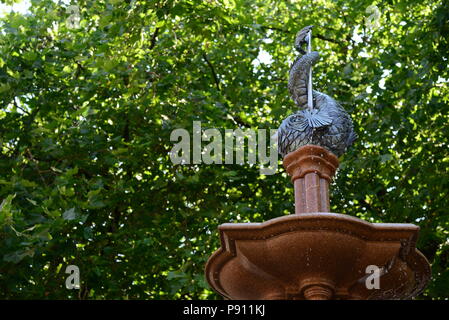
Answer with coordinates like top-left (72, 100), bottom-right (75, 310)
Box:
top-left (283, 145), bottom-right (339, 214)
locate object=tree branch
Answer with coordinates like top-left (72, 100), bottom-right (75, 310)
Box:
top-left (13, 97), bottom-right (30, 115)
top-left (149, 27), bottom-right (160, 50)
top-left (202, 53), bottom-right (221, 91)
top-left (202, 53), bottom-right (250, 128)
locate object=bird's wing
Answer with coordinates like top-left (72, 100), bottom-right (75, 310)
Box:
top-left (290, 109), bottom-right (333, 131)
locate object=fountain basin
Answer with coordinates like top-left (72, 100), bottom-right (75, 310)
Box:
top-left (205, 213), bottom-right (431, 300)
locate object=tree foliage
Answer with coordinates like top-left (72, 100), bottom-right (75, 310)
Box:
top-left (0, 0), bottom-right (448, 299)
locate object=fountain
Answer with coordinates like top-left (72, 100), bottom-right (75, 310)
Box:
top-left (204, 26), bottom-right (431, 300)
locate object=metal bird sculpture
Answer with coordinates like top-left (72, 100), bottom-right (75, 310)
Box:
top-left (277, 25), bottom-right (357, 158)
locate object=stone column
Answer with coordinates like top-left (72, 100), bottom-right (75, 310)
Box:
top-left (283, 145), bottom-right (339, 214)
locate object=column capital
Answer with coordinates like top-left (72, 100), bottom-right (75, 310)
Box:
top-left (283, 145), bottom-right (339, 183)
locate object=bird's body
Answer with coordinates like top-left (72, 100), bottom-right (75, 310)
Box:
top-left (277, 27), bottom-right (356, 158)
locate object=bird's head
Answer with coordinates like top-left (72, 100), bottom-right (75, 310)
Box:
top-left (294, 25), bottom-right (314, 54)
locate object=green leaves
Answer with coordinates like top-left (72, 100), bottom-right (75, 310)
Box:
top-left (0, 194), bottom-right (16, 226)
top-left (62, 207), bottom-right (76, 221)
top-left (3, 248), bottom-right (35, 264)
